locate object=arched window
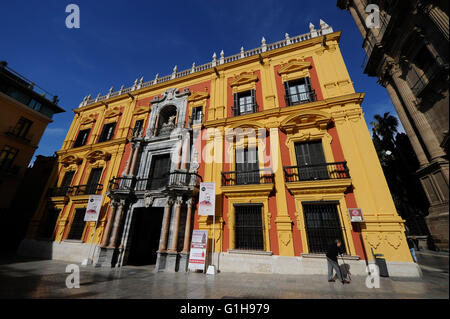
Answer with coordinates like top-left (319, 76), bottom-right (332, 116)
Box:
top-left (157, 105), bottom-right (177, 136)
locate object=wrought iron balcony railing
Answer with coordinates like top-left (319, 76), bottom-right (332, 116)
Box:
top-left (283, 162), bottom-right (350, 182)
top-left (5, 126), bottom-right (33, 143)
top-left (221, 169), bottom-right (274, 186)
top-left (48, 186), bottom-right (72, 197)
top-left (48, 183), bottom-right (103, 197)
top-left (71, 183), bottom-right (103, 196)
top-left (108, 171), bottom-right (203, 193)
top-left (285, 90), bottom-right (317, 106)
top-left (232, 103), bottom-right (258, 117)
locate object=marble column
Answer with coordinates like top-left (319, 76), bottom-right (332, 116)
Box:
top-left (168, 197), bottom-right (183, 253)
top-left (422, 4), bottom-right (449, 41)
top-left (385, 81), bottom-right (429, 166)
top-left (158, 198), bottom-right (174, 252)
top-left (128, 142), bottom-right (141, 176)
top-left (349, 3), bottom-right (367, 38)
top-left (182, 198), bottom-right (194, 253)
top-left (181, 133), bottom-right (191, 170)
top-left (107, 200), bottom-right (125, 249)
top-left (390, 66), bottom-right (446, 161)
top-left (100, 200), bottom-right (117, 247)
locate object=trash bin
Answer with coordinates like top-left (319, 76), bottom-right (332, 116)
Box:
top-left (371, 248), bottom-right (389, 277)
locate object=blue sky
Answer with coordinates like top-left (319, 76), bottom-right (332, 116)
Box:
top-left (0, 0), bottom-right (403, 164)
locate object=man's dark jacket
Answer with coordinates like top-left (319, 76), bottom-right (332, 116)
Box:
top-left (326, 243), bottom-right (344, 263)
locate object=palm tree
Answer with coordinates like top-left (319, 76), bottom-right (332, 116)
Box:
top-left (370, 112), bottom-right (398, 152)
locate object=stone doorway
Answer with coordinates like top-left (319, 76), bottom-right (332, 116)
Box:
top-left (127, 207), bottom-right (164, 266)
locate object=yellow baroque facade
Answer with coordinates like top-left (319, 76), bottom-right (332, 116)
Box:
top-left (20, 21), bottom-right (420, 277)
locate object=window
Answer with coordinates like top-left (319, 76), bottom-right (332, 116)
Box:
top-left (294, 141), bottom-right (329, 180)
top-left (234, 204), bottom-right (264, 250)
top-left (67, 208), bottom-right (86, 240)
top-left (29, 99), bottom-right (42, 111)
top-left (57, 171), bottom-right (75, 196)
top-left (284, 77), bottom-right (316, 106)
top-left (192, 106), bottom-right (203, 124)
top-left (39, 208), bottom-right (60, 239)
top-left (233, 90), bottom-right (257, 116)
top-left (235, 147), bottom-right (259, 185)
top-left (133, 119), bottom-right (144, 137)
top-left (11, 117), bottom-right (33, 138)
top-left (98, 122), bottom-right (116, 143)
top-left (147, 154), bottom-right (171, 190)
top-left (303, 202), bottom-right (346, 254)
top-left (73, 129), bottom-right (90, 148)
top-left (0, 145), bottom-right (19, 170)
top-left (86, 168), bottom-right (103, 194)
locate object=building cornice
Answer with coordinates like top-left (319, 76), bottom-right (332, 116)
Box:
top-left (75, 24), bottom-right (339, 111)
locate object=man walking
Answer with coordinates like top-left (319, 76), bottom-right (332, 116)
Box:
top-left (326, 239), bottom-right (350, 284)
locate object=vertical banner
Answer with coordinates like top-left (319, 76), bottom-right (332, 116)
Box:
top-left (84, 195), bottom-right (103, 222)
top-left (188, 230), bottom-right (208, 272)
top-left (198, 182), bottom-right (216, 216)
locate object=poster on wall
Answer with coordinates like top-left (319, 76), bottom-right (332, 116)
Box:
top-left (198, 182), bottom-right (216, 216)
top-left (348, 208), bottom-right (364, 222)
top-left (188, 230), bottom-right (208, 272)
top-left (84, 195), bottom-right (103, 222)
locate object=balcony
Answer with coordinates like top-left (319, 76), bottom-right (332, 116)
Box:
top-left (283, 162), bottom-right (350, 182)
top-left (410, 63), bottom-right (443, 97)
top-left (4, 126), bottom-right (33, 143)
top-left (285, 90), bottom-right (317, 106)
top-left (48, 184), bottom-right (103, 197)
top-left (108, 171), bottom-right (202, 193)
top-left (221, 169), bottom-right (274, 186)
top-left (232, 103), bottom-right (258, 117)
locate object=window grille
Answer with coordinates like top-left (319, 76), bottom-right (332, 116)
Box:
top-left (39, 208), bottom-right (60, 239)
top-left (302, 202), bottom-right (346, 254)
top-left (67, 208), bottom-right (86, 240)
top-left (234, 204), bottom-right (264, 250)
top-left (233, 89), bottom-right (257, 116)
top-left (284, 77), bottom-right (316, 106)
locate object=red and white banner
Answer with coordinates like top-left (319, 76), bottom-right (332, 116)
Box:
top-left (84, 195), bottom-right (103, 222)
top-left (198, 182), bottom-right (216, 216)
top-left (188, 230), bottom-right (208, 271)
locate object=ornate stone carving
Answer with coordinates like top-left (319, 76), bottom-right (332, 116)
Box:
top-left (385, 232), bottom-right (403, 249)
top-left (60, 155), bottom-right (82, 167)
top-left (279, 232), bottom-right (292, 247)
top-left (104, 106), bottom-right (122, 119)
top-left (277, 58), bottom-right (311, 76)
top-left (85, 150), bottom-right (111, 163)
top-left (364, 232), bottom-right (383, 249)
top-left (230, 72), bottom-right (258, 87)
top-left (80, 113), bottom-right (97, 125)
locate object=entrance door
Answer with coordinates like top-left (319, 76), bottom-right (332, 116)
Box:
top-left (148, 154), bottom-right (171, 190)
top-left (127, 207), bottom-right (164, 265)
top-left (294, 141), bottom-right (329, 180)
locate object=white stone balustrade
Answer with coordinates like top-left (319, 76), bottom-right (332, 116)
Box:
top-left (78, 21), bottom-right (333, 108)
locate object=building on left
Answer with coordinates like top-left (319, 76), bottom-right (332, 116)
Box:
top-left (0, 61), bottom-right (65, 250)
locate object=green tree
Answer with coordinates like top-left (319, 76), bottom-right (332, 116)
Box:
top-left (371, 113), bottom-right (429, 236)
